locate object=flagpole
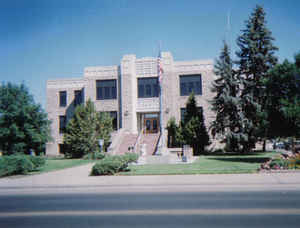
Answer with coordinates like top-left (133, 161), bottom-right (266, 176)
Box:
top-left (158, 43), bottom-right (164, 149)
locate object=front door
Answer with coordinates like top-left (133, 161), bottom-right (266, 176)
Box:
top-left (143, 113), bottom-right (159, 134)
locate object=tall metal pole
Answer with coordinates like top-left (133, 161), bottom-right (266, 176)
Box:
top-left (158, 42), bottom-right (164, 149)
top-left (159, 76), bottom-right (163, 147)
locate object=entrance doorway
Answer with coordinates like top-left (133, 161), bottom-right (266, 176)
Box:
top-left (143, 113), bottom-right (159, 134)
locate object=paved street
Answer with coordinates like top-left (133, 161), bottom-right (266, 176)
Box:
top-left (1, 164), bottom-right (300, 227)
top-left (1, 191), bottom-right (300, 228)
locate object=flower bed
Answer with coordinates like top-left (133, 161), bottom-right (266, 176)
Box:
top-left (260, 152), bottom-right (300, 171)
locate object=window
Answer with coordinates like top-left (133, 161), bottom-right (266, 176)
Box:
top-left (59, 144), bottom-right (67, 154)
top-left (138, 77), bottom-right (159, 98)
top-left (74, 90), bottom-right (83, 107)
top-left (180, 107), bottom-right (203, 122)
top-left (59, 116), bottom-right (66, 134)
top-left (110, 111), bottom-right (118, 130)
top-left (96, 80), bottom-right (117, 100)
top-left (59, 91), bottom-right (67, 107)
top-left (180, 74), bottom-right (202, 96)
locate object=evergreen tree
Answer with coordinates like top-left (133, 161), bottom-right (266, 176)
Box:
top-left (63, 99), bottom-right (113, 158)
top-left (236, 5), bottom-right (278, 152)
top-left (0, 82), bottom-right (51, 155)
top-left (182, 93), bottom-right (210, 155)
top-left (210, 42), bottom-right (244, 152)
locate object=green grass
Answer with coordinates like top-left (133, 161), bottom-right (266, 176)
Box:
top-left (32, 158), bottom-right (94, 174)
top-left (122, 152), bottom-right (276, 175)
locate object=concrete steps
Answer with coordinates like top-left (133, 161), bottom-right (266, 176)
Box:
top-left (117, 133), bottom-right (138, 155)
top-left (140, 133), bottom-right (160, 156)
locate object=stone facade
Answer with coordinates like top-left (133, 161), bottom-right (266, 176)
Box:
top-left (46, 52), bottom-right (215, 156)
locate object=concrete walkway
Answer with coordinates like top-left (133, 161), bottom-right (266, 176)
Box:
top-left (1, 163), bottom-right (300, 194)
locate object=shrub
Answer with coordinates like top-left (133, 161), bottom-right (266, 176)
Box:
top-left (123, 152), bottom-right (139, 164)
top-left (91, 158), bottom-right (123, 175)
top-left (0, 155), bottom-right (46, 177)
top-left (28, 156), bottom-right (46, 170)
top-left (0, 155), bottom-right (34, 177)
top-left (90, 153), bottom-right (139, 176)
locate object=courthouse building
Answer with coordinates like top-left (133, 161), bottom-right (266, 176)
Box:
top-left (46, 52), bottom-right (215, 156)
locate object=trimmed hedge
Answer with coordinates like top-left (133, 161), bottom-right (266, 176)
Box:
top-left (91, 153), bottom-right (139, 176)
top-left (0, 155), bottom-right (46, 177)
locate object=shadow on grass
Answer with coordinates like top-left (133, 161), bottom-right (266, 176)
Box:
top-left (207, 157), bottom-right (270, 164)
top-left (205, 150), bottom-right (275, 156)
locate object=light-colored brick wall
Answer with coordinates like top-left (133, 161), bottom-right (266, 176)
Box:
top-left (46, 78), bottom-right (87, 156)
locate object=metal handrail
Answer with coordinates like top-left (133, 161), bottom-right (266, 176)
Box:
top-left (133, 127), bottom-right (146, 154)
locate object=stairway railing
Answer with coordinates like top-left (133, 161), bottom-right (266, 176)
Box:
top-left (133, 127), bottom-right (146, 155)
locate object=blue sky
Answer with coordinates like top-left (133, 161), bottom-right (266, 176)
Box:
top-left (1, 0), bottom-right (299, 108)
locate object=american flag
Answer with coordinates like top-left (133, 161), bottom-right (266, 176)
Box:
top-left (157, 52), bottom-right (164, 83)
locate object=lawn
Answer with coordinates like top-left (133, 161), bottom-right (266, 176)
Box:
top-left (33, 158), bottom-right (94, 174)
top-left (123, 151), bottom-right (276, 175)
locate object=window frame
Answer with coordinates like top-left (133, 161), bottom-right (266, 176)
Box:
top-left (179, 74), bottom-right (202, 96)
top-left (96, 79), bottom-right (117, 100)
top-left (59, 91), bottom-right (67, 107)
top-left (137, 77), bottom-right (159, 98)
top-left (59, 115), bottom-right (67, 134)
top-left (74, 90), bottom-right (83, 107)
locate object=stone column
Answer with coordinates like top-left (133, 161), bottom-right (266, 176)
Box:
top-left (120, 55), bottom-right (138, 133)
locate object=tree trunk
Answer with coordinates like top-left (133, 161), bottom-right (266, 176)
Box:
top-left (263, 139), bottom-right (266, 152)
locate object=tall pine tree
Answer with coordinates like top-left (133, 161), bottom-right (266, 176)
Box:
top-left (182, 92), bottom-right (210, 155)
top-left (211, 42), bottom-right (244, 152)
top-left (236, 5), bottom-right (278, 152)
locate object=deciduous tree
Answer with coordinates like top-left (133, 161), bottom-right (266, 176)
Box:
top-left (63, 99), bottom-right (113, 158)
top-left (0, 83), bottom-right (51, 155)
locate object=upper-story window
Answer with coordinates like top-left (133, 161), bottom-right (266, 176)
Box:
top-left (59, 91), bottom-right (67, 107)
top-left (74, 90), bottom-right (83, 107)
top-left (138, 77), bottom-right (159, 98)
top-left (96, 80), bottom-right (117, 100)
top-left (180, 74), bottom-right (202, 96)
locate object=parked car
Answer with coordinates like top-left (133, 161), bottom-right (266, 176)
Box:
top-left (273, 142), bottom-right (285, 150)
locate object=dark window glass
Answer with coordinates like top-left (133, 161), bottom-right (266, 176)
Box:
top-left (138, 85), bottom-right (144, 97)
top-left (138, 77), bottom-right (159, 98)
top-left (146, 120), bottom-right (151, 131)
top-left (112, 87), bottom-right (116, 98)
top-left (74, 90), bottom-right (83, 107)
top-left (110, 111), bottom-right (118, 130)
top-left (59, 144), bottom-right (67, 154)
top-left (104, 87), bottom-right (110, 99)
top-left (153, 84), bottom-right (159, 97)
top-left (196, 82), bottom-right (201, 94)
top-left (153, 119), bottom-right (158, 131)
top-left (188, 82), bottom-right (194, 93)
top-left (180, 83), bottom-right (186, 96)
top-left (59, 116), bottom-right (66, 134)
top-left (96, 80), bottom-right (117, 100)
top-left (59, 91), bottom-right (67, 107)
top-left (179, 74), bottom-right (202, 96)
top-left (146, 84), bottom-right (151, 96)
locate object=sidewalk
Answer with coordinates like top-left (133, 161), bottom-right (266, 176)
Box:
top-left (1, 163), bottom-right (300, 194)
